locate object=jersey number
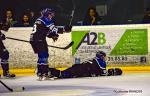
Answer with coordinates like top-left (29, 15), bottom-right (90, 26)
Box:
top-left (32, 24), bottom-right (37, 33)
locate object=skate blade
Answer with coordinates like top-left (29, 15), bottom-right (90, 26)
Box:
top-left (37, 77), bottom-right (43, 81)
top-left (37, 76), bottom-right (48, 81)
top-left (49, 77), bottom-right (55, 80)
top-left (37, 77), bottom-right (57, 81)
top-left (48, 77), bottom-right (58, 81)
top-left (2, 76), bottom-right (16, 79)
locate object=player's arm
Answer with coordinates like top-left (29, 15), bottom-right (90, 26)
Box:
top-left (0, 23), bottom-right (9, 40)
top-left (46, 23), bottom-right (72, 41)
top-left (47, 24), bottom-right (72, 33)
top-left (0, 23), bottom-right (10, 32)
top-left (0, 32), bottom-right (6, 40)
top-left (57, 25), bottom-right (72, 34)
top-left (46, 24), bottom-right (59, 42)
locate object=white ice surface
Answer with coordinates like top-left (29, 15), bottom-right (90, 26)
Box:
top-left (0, 73), bottom-right (150, 96)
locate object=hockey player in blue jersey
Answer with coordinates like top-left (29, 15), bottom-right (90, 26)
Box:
top-left (49, 51), bottom-right (122, 78)
top-left (49, 51), bottom-right (108, 78)
top-left (61, 51), bottom-right (108, 77)
top-left (30, 8), bottom-right (72, 80)
top-left (0, 23), bottom-right (15, 78)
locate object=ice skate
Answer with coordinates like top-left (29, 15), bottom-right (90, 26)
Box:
top-left (37, 74), bottom-right (49, 81)
top-left (47, 71), bottom-right (58, 80)
top-left (3, 73), bottom-right (16, 79)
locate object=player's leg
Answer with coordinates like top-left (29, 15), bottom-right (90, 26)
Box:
top-left (60, 64), bottom-right (83, 78)
top-left (49, 68), bottom-right (61, 78)
top-left (0, 49), bottom-right (15, 78)
top-left (49, 66), bottom-right (79, 78)
top-left (61, 64), bottom-right (89, 78)
top-left (37, 51), bottom-right (49, 80)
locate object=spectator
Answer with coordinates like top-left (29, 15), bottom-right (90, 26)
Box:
top-left (19, 14), bottom-right (31, 27)
top-left (83, 7), bottom-right (102, 25)
top-left (25, 9), bottom-right (37, 25)
top-left (142, 8), bottom-right (150, 23)
top-left (3, 9), bottom-right (17, 27)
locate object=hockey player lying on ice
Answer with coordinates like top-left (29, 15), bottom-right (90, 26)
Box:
top-left (48, 51), bottom-right (122, 79)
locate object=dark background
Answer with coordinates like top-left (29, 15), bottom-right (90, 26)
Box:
top-left (0, 0), bottom-right (149, 26)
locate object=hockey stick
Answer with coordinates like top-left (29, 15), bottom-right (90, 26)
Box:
top-left (6, 37), bottom-right (74, 50)
top-left (0, 79), bottom-right (25, 92)
top-left (69, 0), bottom-right (76, 26)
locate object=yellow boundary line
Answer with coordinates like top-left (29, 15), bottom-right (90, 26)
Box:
top-left (0, 66), bottom-right (150, 76)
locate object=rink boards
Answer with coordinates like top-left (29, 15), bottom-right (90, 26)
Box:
top-left (1, 24), bottom-right (150, 69)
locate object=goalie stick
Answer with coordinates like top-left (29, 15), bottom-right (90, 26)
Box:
top-left (0, 79), bottom-right (25, 92)
top-left (6, 37), bottom-right (74, 50)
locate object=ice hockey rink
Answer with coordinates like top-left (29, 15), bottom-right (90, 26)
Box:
top-left (0, 73), bottom-right (150, 96)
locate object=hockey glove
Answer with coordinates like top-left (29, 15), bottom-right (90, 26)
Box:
top-left (52, 35), bottom-right (59, 42)
top-left (47, 32), bottom-right (59, 42)
top-left (64, 25), bottom-right (72, 32)
top-left (47, 31), bottom-right (59, 38)
top-left (1, 24), bottom-right (10, 31)
top-left (0, 33), bottom-right (6, 40)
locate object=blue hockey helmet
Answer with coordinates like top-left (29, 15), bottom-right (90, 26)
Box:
top-left (96, 51), bottom-right (106, 58)
top-left (41, 8), bottom-right (55, 17)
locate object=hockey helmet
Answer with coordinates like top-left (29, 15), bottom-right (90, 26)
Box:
top-left (41, 8), bottom-right (55, 17)
top-left (96, 51), bottom-right (106, 58)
